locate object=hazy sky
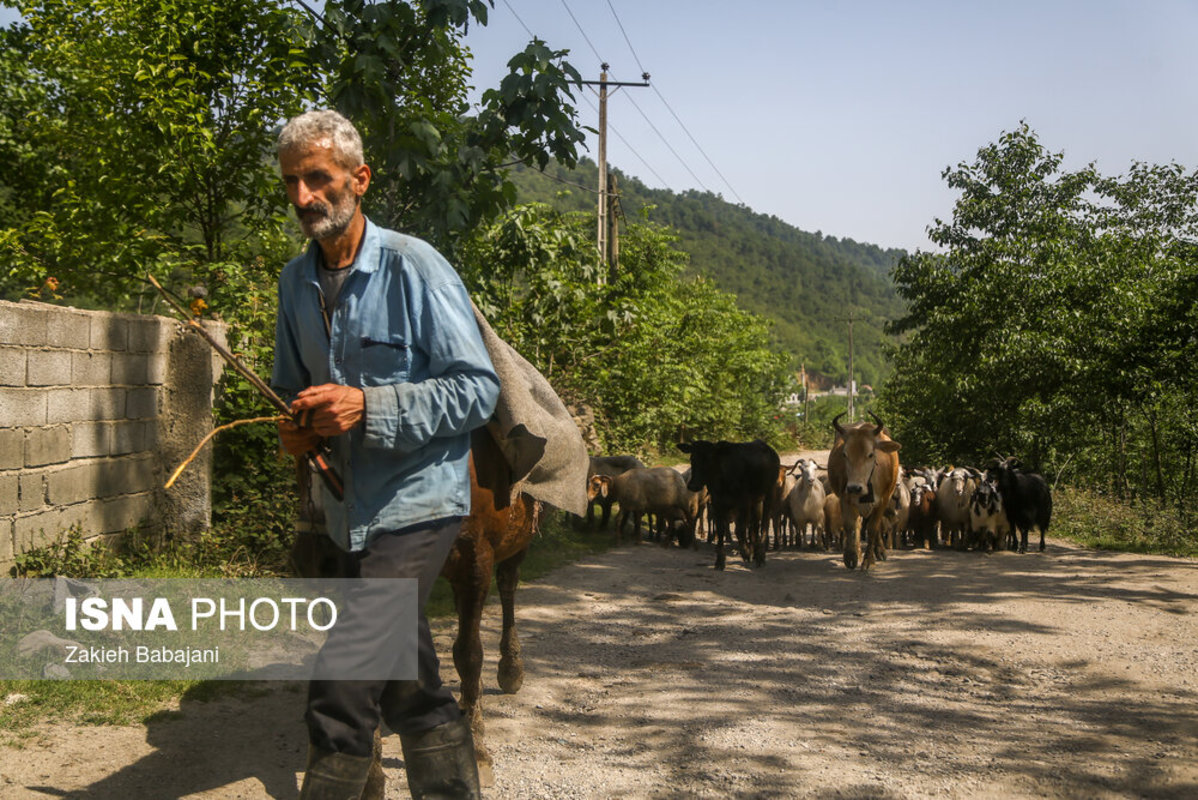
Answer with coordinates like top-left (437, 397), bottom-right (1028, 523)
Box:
top-left (5, 2), bottom-right (1195, 252)
top-left (463, 0), bottom-right (1198, 251)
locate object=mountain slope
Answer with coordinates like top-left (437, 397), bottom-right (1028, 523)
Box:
top-left (509, 159), bottom-right (905, 387)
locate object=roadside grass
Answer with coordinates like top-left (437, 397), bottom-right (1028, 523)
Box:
top-left (1051, 486), bottom-right (1198, 558)
top-left (0, 511), bottom-right (612, 740)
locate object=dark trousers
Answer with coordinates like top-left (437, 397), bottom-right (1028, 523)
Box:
top-left (306, 517), bottom-right (464, 757)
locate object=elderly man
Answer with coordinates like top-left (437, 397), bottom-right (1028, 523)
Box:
top-left (272, 109), bottom-right (497, 799)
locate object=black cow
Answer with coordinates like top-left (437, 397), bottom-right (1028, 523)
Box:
top-left (678, 439), bottom-right (780, 570)
top-left (986, 457), bottom-right (1052, 553)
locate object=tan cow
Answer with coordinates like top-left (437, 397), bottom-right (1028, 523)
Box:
top-left (827, 412), bottom-right (901, 570)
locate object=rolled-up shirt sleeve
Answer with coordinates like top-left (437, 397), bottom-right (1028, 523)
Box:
top-left (271, 277), bottom-right (311, 408)
top-left (361, 280), bottom-right (499, 452)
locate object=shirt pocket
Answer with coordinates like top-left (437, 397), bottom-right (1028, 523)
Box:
top-left (357, 333), bottom-right (410, 386)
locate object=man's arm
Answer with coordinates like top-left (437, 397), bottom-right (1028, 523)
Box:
top-left (271, 276), bottom-right (324, 456)
top-left (360, 280), bottom-right (499, 452)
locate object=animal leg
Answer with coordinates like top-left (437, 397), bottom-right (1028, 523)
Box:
top-left (862, 516), bottom-right (882, 570)
top-left (843, 512), bottom-right (861, 570)
top-left (495, 548), bottom-right (528, 695)
top-left (753, 507), bottom-right (767, 567)
top-left (714, 518), bottom-right (727, 571)
top-left (451, 542), bottom-right (494, 768)
top-left (614, 510), bottom-right (628, 546)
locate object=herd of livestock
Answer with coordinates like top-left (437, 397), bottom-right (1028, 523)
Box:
top-left (435, 412), bottom-right (1056, 766)
top-left (585, 413), bottom-right (1054, 572)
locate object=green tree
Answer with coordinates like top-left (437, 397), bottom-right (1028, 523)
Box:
top-left (882, 123), bottom-right (1198, 509)
top-left (302, 0), bottom-right (587, 252)
top-left (460, 204), bottom-right (793, 454)
top-left (0, 0), bottom-right (316, 307)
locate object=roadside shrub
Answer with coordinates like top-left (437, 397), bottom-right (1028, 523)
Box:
top-left (1053, 486), bottom-right (1198, 557)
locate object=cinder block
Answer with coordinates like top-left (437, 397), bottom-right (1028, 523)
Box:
top-left (45, 462), bottom-right (94, 506)
top-left (127, 317), bottom-right (170, 354)
top-left (26, 350), bottom-right (73, 387)
top-left (0, 473), bottom-right (17, 514)
top-left (15, 504), bottom-right (90, 553)
top-left (0, 303), bottom-right (48, 347)
top-left (71, 351), bottom-right (111, 386)
top-left (89, 387), bottom-right (126, 421)
top-left (71, 421), bottom-right (110, 458)
top-left (110, 421), bottom-right (152, 455)
top-left (44, 311), bottom-right (91, 350)
top-left (125, 387), bottom-right (159, 420)
top-left (98, 455), bottom-right (157, 496)
top-left (0, 429), bottom-right (23, 469)
top-left (90, 315), bottom-right (126, 352)
top-left (139, 419), bottom-right (158, 452)
top-left (18, 471), bottom-right (46, 512)
top-left (145, 352), bottom-right (168, 385)
top-left (97, 492), bottom-right (153, 534)
top-left (0, 347), bottom-right (27, 386)
top-left (0, 387), bottom-right (48, 427)
top-left (24, 426), bottom-right (71, 467)
top-left (111, 352), bottom-right (150, 385)
top-left (45, 388), bottom-right (90, 425)
top-left (0, 519), bottom-right (13, 563)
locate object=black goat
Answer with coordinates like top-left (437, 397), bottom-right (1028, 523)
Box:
top-left (986, 457), bottom-right (1052, 553)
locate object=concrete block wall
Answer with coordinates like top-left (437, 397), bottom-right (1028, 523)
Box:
top-left (0, 299), bottom-right (225, 567)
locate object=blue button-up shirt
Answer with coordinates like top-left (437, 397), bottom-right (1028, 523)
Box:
top-left (271, 218), bottom-right (500, 552)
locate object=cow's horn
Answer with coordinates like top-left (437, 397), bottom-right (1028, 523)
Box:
top-left (869, 411), bottom-right (886, 435)
top-left (832, 412), bottom-right (847, 435)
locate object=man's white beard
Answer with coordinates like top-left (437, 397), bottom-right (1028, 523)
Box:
top-left (297, 183), bottom-right (357, 241)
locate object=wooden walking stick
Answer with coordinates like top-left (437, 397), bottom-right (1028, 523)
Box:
top-left (147, 273), bottom-right (345, 502)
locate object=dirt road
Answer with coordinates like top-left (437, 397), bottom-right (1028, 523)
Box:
top-left (3, 527), bottom-right (1197, 798)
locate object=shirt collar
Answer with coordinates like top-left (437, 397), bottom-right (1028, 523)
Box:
top-left (300, 216), bottom-right (382, 283)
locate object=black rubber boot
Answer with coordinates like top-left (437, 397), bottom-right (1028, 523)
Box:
top-left (298, 745), bottom-right (373, 800)
top-left (399, 716), bottom-right (482, 799)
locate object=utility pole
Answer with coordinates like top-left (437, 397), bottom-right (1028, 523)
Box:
top-left (801, 363), bottom-right (810, 424)
top-left (847, 315), bottom-right (856, 422)
top-left (607, 173), bottom-right (621, 281)
top-left (580, 65), bottom-right (649, 283)
top-left (833, 312), bottom-right (858, 422)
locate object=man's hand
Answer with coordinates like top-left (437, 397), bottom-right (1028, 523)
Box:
top-left (290, 383), bottom-right (366, 437)
top-left (278, 418), bottom-right (324, 457)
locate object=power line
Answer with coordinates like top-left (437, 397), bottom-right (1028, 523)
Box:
top-left (536, 168), bottom-right (601, 196)
top-left (578, 92), bottom-right (670, 188)
top-left (558, 0), bottom-right (605, 66)
top-left (502, 2), bottom-right (722, 200)
top-left (600, 1), bottom-right (744, 203)
top-left (651, 85), bottom-right (745, 204)
top-left (500, 0), bottom-right (535, 38)
top-left (614, 79), bottom-right (711, 193)
top-left (604, 0), bottom-right (648, 76)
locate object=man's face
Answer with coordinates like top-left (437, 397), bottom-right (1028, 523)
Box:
top-left (279, 141), bottom-right (367, 241)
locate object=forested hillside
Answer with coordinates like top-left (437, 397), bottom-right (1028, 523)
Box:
top-left (511, 159), bottom-right (906, 387)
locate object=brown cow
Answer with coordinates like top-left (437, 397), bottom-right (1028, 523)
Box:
top-left (827, 412), bottom-right (901, 570)
top-left (291, 439), bottom-right (539, 790)
top-left (439, 454), bottom-right (539, 776)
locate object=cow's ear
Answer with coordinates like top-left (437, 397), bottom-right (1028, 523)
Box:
top-left (678, 442), bottom-right (692, 454)
top-left (600, 476), bottom-right (612, 497)
top-left (878, 441), bottom-right (901, 453)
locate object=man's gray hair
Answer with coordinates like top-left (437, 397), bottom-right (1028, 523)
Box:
top-left (276, 109), bottom-right (365, 169)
